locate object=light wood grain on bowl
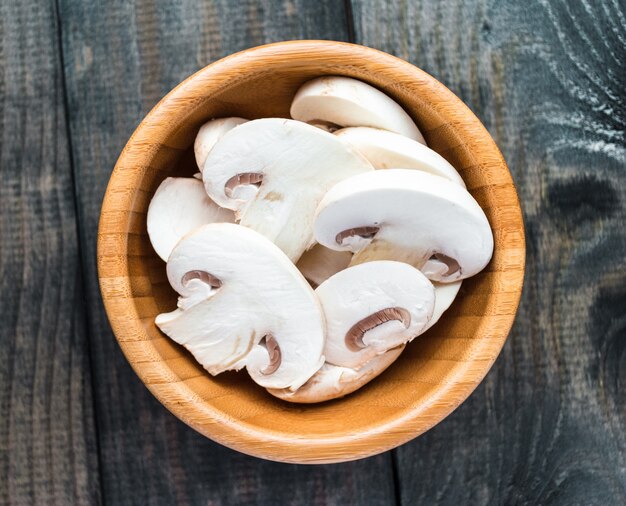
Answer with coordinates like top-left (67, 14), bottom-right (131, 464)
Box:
top-left (97, 40), bottom-right (525, 464)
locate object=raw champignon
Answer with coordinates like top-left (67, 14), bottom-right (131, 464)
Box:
top-left (427, 281), bottom-right (462, 331)
top-left (316, 260), bottom-right (435, 369)
top-left (202, 118), bottom-right (373, 262)
top-left (296, 244), bottom-right (352, 289)
top-left (155, 223), bottom-right (325, 391)
top-left (268, 277), bottom-right (462, 403)
top-left (147, 177), bottom-right (234, 261)
top-left (267, 345), bottom-right (404, 404)
top-left (314, 169), bottom-right (494, 282)
top-left (290, 76), bottom-right (425, 143)
top-left (335, 127), bottom-right (465, 187)
top-left (194, 117), bottom-right (248, 172)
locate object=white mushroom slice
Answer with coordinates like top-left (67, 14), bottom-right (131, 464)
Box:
top-left (335, 127), bottom-right (465, 187)
top-left (290, 76), bottom-right (425, 143)
top-left (194, 117), bottom-right (248, 172)
top-left (155, 223), bottom-right (325, 391)
top-left (269, 280), bottom-right (461, 403)
top-left (267, 345), bottom-right (404, 404)
top-left (316, 261), bottom-right (435, 369)
top-left (296, 245), bottom-right (352, 289)
top-left (147, 177), bottom-right (235, 262)
top-left (202, 118), bottom-right (373, 261)
top-left (426, 281), bottom-right (462, 331)
top-left (314, 169), bottom-right (494, 282)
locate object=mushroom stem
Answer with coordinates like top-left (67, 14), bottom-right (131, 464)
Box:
top-left (348, 236), bottom-right (463, 280)
top-left (350, 238), bottom-right (431, 270)
top-left (296, 244), bottom-right (352, 289)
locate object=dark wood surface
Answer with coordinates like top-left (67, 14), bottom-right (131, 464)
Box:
top-left (351, 1), bottom-right (626, 504)
top-left (0, 1), bottom-right (99, 504)
top-left (1, 0), bottom-right (623, 504)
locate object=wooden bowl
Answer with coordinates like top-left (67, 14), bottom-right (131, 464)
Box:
top-left (98, 40), bottom-right (525, 464)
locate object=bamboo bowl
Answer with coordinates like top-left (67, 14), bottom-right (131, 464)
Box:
top-left (98, 41), bottom-right (525, 464)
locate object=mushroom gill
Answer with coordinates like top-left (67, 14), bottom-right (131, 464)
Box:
top-left (260, 335), bottom-right (282, 375)
top-left (345, 307), bottom-right (411, 352)
top-left (224, 172), bottom-right (264, 197)
top-left (181, 270), bottom-right (222, 288)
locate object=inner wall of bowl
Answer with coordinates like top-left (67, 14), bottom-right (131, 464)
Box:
top-left (130, 57), bottom-right (519, 439)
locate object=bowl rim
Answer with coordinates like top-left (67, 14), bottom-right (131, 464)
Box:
top-left (97, 40), bottom-right (526, 463)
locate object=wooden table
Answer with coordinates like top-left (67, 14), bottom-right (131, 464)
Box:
top-left (1, 1), bottom-right (624, 504)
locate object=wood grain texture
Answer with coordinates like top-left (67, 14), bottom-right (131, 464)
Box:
top-left (351, 0), bottom-right (626, 503)
top-left (58, 2), bottom-right (399, 505)
top-left (3, 0), bottom-right (619, 502)
top-left (97, 41), bottom-right (524, 464)
top-left (0, 0), bottom-right (99, 504)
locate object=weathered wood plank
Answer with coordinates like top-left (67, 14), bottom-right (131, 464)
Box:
top-left (351, 0), bottom-right (626, 503)
top-left (58, 1), bottom-right (397, 504)
top-left (0, 0), bottom-right (100, 504)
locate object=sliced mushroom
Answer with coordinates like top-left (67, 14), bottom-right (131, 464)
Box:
top-left (427, 281), bottom-right (462, 331)
top-left (267, 345), bottom-right (404, 403)
top-left (335, 127), bottom-right (465, 187)
top-left (147, 177), bottom-right (235, 262)
top-left (316, 260), bottom-right (435, 369)
top-left (155, 223), bottom-right (325, 391)
top-left (194, 117), bottom-right (248, 172)
top-left (202, 118), bottom-right (373, 262)
top-left (290, 76), bottom-right (425, 143)
top-left (268, 280), bottom-right (461, 403)
top-left (314, 169), bottom-right (494, 282)
top-left (296, 244), bottom-right (352, 289)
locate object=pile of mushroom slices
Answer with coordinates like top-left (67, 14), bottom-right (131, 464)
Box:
top-left (147, 76), bottom-right (494, 404)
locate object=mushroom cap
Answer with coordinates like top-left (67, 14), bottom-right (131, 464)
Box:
top-left (314, 169), bottom-right (494, 282)
top-left (155, 223), bottom-right (325, 390)
top-left (316, 261), bottom-right (435, 369)
top-left (202, 118), bottom-right (373, 262)
top-left (290, 76), bottom-right (425, 143)
top-left (267, 345), bottom-right (404, 404)
top-left (295, 244), bottom-right (352, 289)
top-left (146, 177), bottom-right (234, 261)
top-left (194, 117), bottom-right (247, 171)
top-left (335, 127), bottom-right (465, 187)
